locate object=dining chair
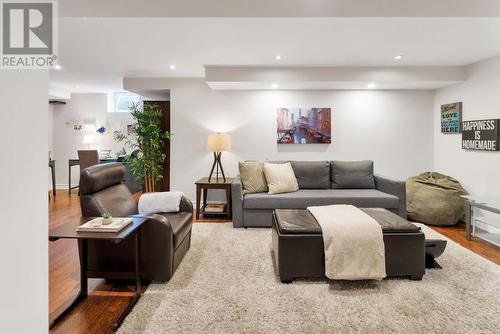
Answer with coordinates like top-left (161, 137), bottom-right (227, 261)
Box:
top-left (77, 150), bottom-right (100, 172)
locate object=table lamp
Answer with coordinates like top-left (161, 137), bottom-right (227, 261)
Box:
top-left (207, 133), bottom-right (231, 182)
top-left (83, 134), bottom-right (95, 149)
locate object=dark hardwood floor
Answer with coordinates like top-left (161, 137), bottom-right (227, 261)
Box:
top-left (49, 190), bottom-right (499, 333)
top-left (431, 222), bottom-right (500, 265)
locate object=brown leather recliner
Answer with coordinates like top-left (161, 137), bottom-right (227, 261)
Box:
top-left (79, 162), bottom-right (193, 282)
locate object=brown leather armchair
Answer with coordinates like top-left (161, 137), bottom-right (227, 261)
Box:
top-left (79, 162), bottom-right (193, 282)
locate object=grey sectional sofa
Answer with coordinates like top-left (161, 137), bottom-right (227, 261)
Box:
top-left (231, 160), bottom-right (406, 228)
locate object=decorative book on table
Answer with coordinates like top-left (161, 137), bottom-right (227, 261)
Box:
top-left (77, 218), bottom-right (133, 233)
top-left (204, 204), bottom-right (225, 213)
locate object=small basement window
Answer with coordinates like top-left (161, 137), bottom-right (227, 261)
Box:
top-left (113, 92), bottom-right (142, 113)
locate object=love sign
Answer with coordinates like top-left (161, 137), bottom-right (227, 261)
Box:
top-left (441, 102), bottom-right (462, 134)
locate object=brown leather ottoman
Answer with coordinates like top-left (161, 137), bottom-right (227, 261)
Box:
top-left (272, 208), bottom-right (425, 283)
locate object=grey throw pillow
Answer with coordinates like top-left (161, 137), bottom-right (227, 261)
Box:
top-left (238, 161), bottom-right (268, 193)
top-left (290, 161), bottom-right (330, 189)
top-left (331, 160), bottom-right (375, 189)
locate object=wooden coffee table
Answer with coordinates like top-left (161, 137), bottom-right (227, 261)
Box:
top-left (48, 216), bottom-right (148, 331)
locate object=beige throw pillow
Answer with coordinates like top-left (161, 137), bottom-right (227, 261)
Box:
top-left (238, 161), bottom-right (268, 193)
top-left (263, 162), bottom-right (299, 194)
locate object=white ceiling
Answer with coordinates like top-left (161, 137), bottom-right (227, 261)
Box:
top-left (49, 17), bottom-right (500, 92)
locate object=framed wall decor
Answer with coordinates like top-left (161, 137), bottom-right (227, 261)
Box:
top-left (462, 119), bottom-right (499, 151)
top-left (441, 102), bottom-right (462, 134)
top-left (277, 107), bottom-right (331, 144)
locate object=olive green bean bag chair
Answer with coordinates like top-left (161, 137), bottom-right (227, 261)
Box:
top-left (406, 172), bottom-right (466, 226)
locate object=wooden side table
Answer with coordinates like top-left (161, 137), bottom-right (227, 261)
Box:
top-left (48, 216), bottom-right (148, 331)
top-left (195, 177), bottom-right (233, 219)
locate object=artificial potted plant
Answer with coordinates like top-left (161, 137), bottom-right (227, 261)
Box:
top-left (114, 102), bottom-right (171, 193)
top-left (101, 212), bottom-right (113, 225)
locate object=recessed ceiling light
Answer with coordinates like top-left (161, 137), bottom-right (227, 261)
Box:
top-left (54, 64), bottom-right (62, 70)
top-left (75, 85), bottom-right (80, 89)
top-left (394, 55), bottom-right (403, 60)
top-left (367, 83), bottom-right (376, 89)
top-left (271, 83), bottom-right (279, 89)
top-left (169, 64), bottom-right (176, 70)
top-left (275, 55), bottom-right (281, 60)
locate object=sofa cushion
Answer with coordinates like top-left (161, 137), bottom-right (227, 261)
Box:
top-left (290, 161), bottom-right (330, 189)
top-left (244, 189), bottom-right (399, 210)
top-left (331, 160), bottom-right (375, 189)
top-left (263, 162), bottom-right (299, 194)
top-left (238, 161), bottom-right (268, 193)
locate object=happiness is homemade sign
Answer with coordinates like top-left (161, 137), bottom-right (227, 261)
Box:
top-left (441, 102), bottom-right (462, 133)
top-left (462, 119), bottom-right (499, 151)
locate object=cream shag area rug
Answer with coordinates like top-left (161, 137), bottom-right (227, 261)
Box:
top-left (119, 223), bottom-right (500, 334)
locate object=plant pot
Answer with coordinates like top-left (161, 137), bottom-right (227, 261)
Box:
top-left (101, 218), bottom-right (113, 225)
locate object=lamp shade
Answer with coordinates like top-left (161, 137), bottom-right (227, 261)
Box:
top-left (83, 134), bottom-right (95, 145)
top-left (207, 133), bottom-right (231, 152)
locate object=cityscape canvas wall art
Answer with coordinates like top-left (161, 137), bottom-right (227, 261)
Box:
top-left (277, 107), bottom-right (331, 144)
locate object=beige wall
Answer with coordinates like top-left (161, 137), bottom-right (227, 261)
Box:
top-left (126, 78), bottom-right (435, 200)
top-left (0, 70), bottom-right (48, 332)
top-left (434, 55), bottom-right (500, 195)
top-left (51, 93), bottom-right (134, 186)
